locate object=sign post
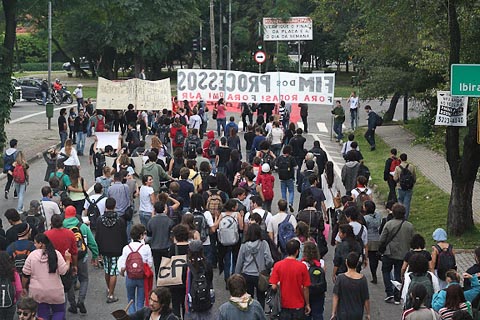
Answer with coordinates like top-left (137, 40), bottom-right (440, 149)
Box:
top-left (254, 51), bottom-right (266, 73)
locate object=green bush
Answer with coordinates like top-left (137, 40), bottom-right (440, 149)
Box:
top-left (14, 62), bottom-right (64, 72)
top-left (15, 34), bottom-right (48, 63)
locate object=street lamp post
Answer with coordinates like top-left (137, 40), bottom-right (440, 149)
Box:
top-left (227, 0), bottom-right (231, 70)
top-left (47, 0), bottom-right (53, 130)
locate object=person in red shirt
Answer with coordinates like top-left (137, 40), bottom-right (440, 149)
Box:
top-left (170, 118), bottom-right (188, 150)
top-left (45, 209), bottom-right (78, 277)
top-left (255, 163), bottom-right (275, 213)
top-left (202, 130), bottom-right (219, 170)
top-left (270, 239), bottom-right (311, 319)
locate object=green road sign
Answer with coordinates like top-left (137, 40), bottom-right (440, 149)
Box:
top-left (451, 64), bottom-right (480, 97)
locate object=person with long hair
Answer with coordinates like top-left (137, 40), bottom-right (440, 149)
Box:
top-left (169, 147), bottom-right (186, 179)
top-left (184, 240), bottom-right (214, 319)
top-left (225, 149), bottom-right (242, 184)
top-left (181, 214), bottom-right (201, 241)
top-left (439, 284), bottom-right (473, 319)
top-left (332, 224), bottom-right (363, 281)
top-left (234, 223), bottom-right (273, 309)
top-left (322, 161), bottom-right (341, 219)
top-left (216, 172), bottom-right (233, 198)
top-left (22, 233), bottom-right (71, 320)
top-left (215, 98), bottom-right (227, 137)
top-left (283, 122), bottom-right (296, 145)
top-left (302, 241), bottom-right (326, 320)
top-left (402, 284), bottom-right (440, 320)
top-left (215, 137), bottom-right (231, 175)
top-left (0, 252), bottom-right (22, 320)
top-left (139, 175), bottom-right (155, 228)
top-left (227, 127), bottom-right (241, 154)
top-left (294, 221), bottom-right (317, 261)
top-left (363, 200), bottom-right (382, 284)
top-left (130, 287), bottom-right (179, 320)
top-left (12, 151), bottom-right (29, 213)
top-left (68, 166), bottom-right (88, 217)
top-left (60, 139), bottom-right (80, 175)
top-left (331, 252), bottom-right (370, 320)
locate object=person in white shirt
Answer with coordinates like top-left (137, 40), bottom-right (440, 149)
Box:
top-left (269, 121), bottom-right (284, 158)
top-left (59, 139), bottom-right (80, 170)
top-left (189, 108), bottom-right (202, 130)
top-left (350, 176), bottom-right (373, 200)
top-left (118, 224), bottom-right (154, 314)
top-left (84, 183), bottom-right (107, 217)
top-left (139, 175), bottom-right (155, 228)
top-left (267, 199), bottom-right (297, 246)
top-left (40, 186), bottom-right (61, 230)
top-left (347, 91), bottom-right (359, 130)
top-left (73, 84), bottom-right (84, 110)
top-left (243, 195), bottom-right (272, 231)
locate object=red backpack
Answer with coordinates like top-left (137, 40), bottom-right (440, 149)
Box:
top-left (125, 244), bottom-right (144, 279)
top-left (261, 174), bottom-right (274, 201)
top-left (96, 116), bottom-right (105, 132)
top-left (389, 157), bottom-right (401, 173)
top-left (13, 165), bottom-right (26, 184)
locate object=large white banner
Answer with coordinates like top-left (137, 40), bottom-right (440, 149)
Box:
top-left (96, 77), bottom-right (172, 110)
top-left (177, 69), bottom-right (335, 104)
top-left (263, 17), bottom-right (313, 41)
top-left (435, 91), bottom-right (468, 126)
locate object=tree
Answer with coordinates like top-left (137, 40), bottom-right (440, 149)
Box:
top-left (0, 0), bottom-right (17, 151)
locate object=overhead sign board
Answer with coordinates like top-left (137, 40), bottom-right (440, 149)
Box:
top-left (451, 64), bottom-right (480, 97)
top-left (435, 91), bottom-right (468, 126)
top-left (263, 17), bottom-right (313, 41)
top-left (177, 69), bottom-right (335, 104)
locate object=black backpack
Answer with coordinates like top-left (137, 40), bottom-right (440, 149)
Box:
top-left (309, 263), bottom-right (327, 295)
top-left (404, 272), bottom-right (434, 309)
top-left (86, 195), bottom-right (105, 231)
top-left (192, 211), bottom-right (209, 243)
top-left (357, 163), bottom-right (370, 181)
top-left (157, 124), bottom-right (170, 145)
top-left (171, 157), bottom-right (185, 178)
top-left (399, 164), bottom-right (415, 190)
top-left (174, 129), bottom-right (185, 146)
top-left (207, 140), bottom-right (216, 158)
top-left (276, 156), bottom-right (291, 181)
top-left (179, 115), bottom-right (188, 126)
top-left (435, 244), bottom-right (456, 281)
top-left (187, 264), bottom-right (213, 312)
top-left (260, 151), bottom-right (273, 166)
top-left (355, 225), bottom-right (365, 251)
top-left (186, 139), bottom-right (197, 159)
top-left (0, 277), bottom-right (14, 308)
top-left (11, 242), bottom-right (32, 276)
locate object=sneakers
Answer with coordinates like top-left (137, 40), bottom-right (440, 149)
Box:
top-left (67, 306), bottom-right (77, 314)
top-left (107, 296), bottom-right (118, 303)
top-left (77, 302), bottom-right (87, 314)
top-left (384, 295), bottom-right (394, 303)
top-left (289, 204), bottom-right (294, 213)
top-left (394, 300), bottom-right (400, 305)
top-left (4, 191), bottom-right (7, 200)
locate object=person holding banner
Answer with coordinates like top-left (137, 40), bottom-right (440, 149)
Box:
top-left (215, 98), bottom-right (227, 137)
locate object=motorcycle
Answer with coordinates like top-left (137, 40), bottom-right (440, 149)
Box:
top-left (35, 85), bottom-right (73, 105)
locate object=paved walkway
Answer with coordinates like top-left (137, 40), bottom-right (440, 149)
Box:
top-left (375, 124), bottom-right (480, 270)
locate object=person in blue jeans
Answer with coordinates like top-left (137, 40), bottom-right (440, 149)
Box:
top-left (74, 109), bottom-right (88, 156)
top-left (118, 224), bottom-right (154, 314)
top-left (393, 153), bottom-right (416, 220)
top-left (275, 145), bottom-right (297, 213)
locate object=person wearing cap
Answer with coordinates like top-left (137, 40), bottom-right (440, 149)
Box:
top-left (430, 228), bottom-right (456, 290)
top-left (73, 84), bottom-right (83, 110)
top-left (6, 222), bottom-right (36, 281)
top-left (255, 163), bottom-right (275, 213)
top-left (62, 205), bottom-right (98, 314)
top-left (21, 200), bottom-right (46, 236)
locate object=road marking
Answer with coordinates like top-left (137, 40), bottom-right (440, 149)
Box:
top-left (316, 122), bottom-right (328, 133)
top-left (310, 133), bottom-right (342, 179)
top-left (10, 104), bottom-right (74, 124)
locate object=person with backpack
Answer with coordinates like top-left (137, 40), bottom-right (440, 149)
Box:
top-left (21, 200), bottom-right (46, 236)
top-left (184, 128), bottom-right (202, 160)
top-left (241, 102), bottom-right (254, 131)
top-left (394, 153), bottom-right (417, 220)
top-left (430, 228), bottom-right (457, 289)
top-left (256, 140), bottom-right (276, 168)
top-left (130, 287), bottom-right (179, 320)
top-left (432, 270), bottom-right (480, 312)
top-left (95, 166), bottom-right (113, 197)
top-left (188, 194), bottom-right (215, 262)
top-left (202, 130), bottom-right (219, 173)
top-left (297, 159), bottom-right (317, 194)
top-left (364, 105), bottom-right (380, 151)
top-left (12, 151), bottom-right (29, 214)
top-left (402, 284), bottom-right (441, 320)
top-left (341, 151), bottom-right (361, 197)
top-left (5, 223), bottom-right (35, 287)
top-left (332, 224), bottom-right (364, 279)
top-left (84, 183), bottom-right (107, 230)
top-left (22, 233), bottom-right (71, 320)
top-left (301, 241), bottom-right (326, 320)
top-left (331, 252), bottom-right (370, 320)
top-left (184, 240), bottom-right (214, 319)
top-left (401, 253), bottom-right (440, 310)
top-left (256, 163), bottom-right (275, 212)
top-left (384, 148), bottom-right (400, 202)
top-left (296, 196), bottom-right (328, 258)
top-left (213, 199), bottom-right (243, 286)
top-left (235, 223), bottom-right (274, 309)
top-left (269, 239), bottom-right (312, 319)
top-left (3, 139), bottom-right (18, 200)
top-left (275, 145), bottom-right (297, 213)
top-left (62, 206), bottom-right (99, 314)
top-left (42, 148), bottom-right (67, 183)
top-left (267, 199), bottom-right (297, 254)
top-left (215, 137), bottom-right (231, 175)
top-left (142, 151), bottom-right (173, 193)
top-left (118, 224), bottom-right (154, 314)
top-left (170, 117), bottom-right (188, 151)
top-left (379, 203), bottom-right (415, 305)
top-left (289, 128), bottom-right (307, 178)
top-left (95, 198), bottom-right (128, 303)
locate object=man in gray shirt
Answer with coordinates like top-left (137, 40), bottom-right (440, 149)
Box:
top-left (107, 172), bottom-right (130, 217)
top-left (147, 201), bottom-right (175, 279)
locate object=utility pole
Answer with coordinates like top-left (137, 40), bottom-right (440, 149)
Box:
top-left (47, 0), bottom-right (53, 130)
top-left (209, 0), bottom-right (216, 69)
top-left (199, 24), bottom-right (203, 68)
top-left (227, 0), bottom-right (231, 70)
top-left (219, 1), bottom-right (223, 69)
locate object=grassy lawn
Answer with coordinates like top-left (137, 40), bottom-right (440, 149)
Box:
top-left (82, 87), bottom-right (97, 99)
top-left (354, 127), bottom-right (480, 249)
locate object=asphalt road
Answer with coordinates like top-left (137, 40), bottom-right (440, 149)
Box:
top-left (1, 100), bottom-right (411, 319)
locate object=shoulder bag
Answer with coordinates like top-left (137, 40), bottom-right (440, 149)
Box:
top-left (378, 220), bottom-right (405, 255)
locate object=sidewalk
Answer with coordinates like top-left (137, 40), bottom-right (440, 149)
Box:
top-left (376, 124), bottom-right (480, 270)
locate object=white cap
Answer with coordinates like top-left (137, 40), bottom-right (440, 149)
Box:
top-left (77, 83), bottom-right (83, 87)
top-left (261, 163), bottom-right (270, 173)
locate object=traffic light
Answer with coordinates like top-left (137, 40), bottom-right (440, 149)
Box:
top-left (192, 38), bottom-right (199, 51)
top-left (256, 40), bottom-right (263, 50)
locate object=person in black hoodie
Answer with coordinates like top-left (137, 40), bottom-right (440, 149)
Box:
top-left (95, 197), bottom-right (127, 303)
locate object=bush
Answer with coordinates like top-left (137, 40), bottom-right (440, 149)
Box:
top-left (14, 62), bottom-right (64, 72)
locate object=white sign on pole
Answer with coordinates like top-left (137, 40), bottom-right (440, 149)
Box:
top-left (254, 51), bottom-right (266, 64)
top-left (435, 91), bottom-right (468, 126)
top-left (96, 77), bottom-right (172, 110)
top-left (263, 17), bottom-right (313, 41)
top-left (177, 69), bottom-right (335, 104)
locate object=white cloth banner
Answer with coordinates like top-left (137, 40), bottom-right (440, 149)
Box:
top-left (96, 77), bottom-right (172, 110)
top-left (177, 69), bottom-right (335, 104)
top-left (94, 132), bottom-right (120, 150)
top-left (435, 91), bottom-right (468, 126)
